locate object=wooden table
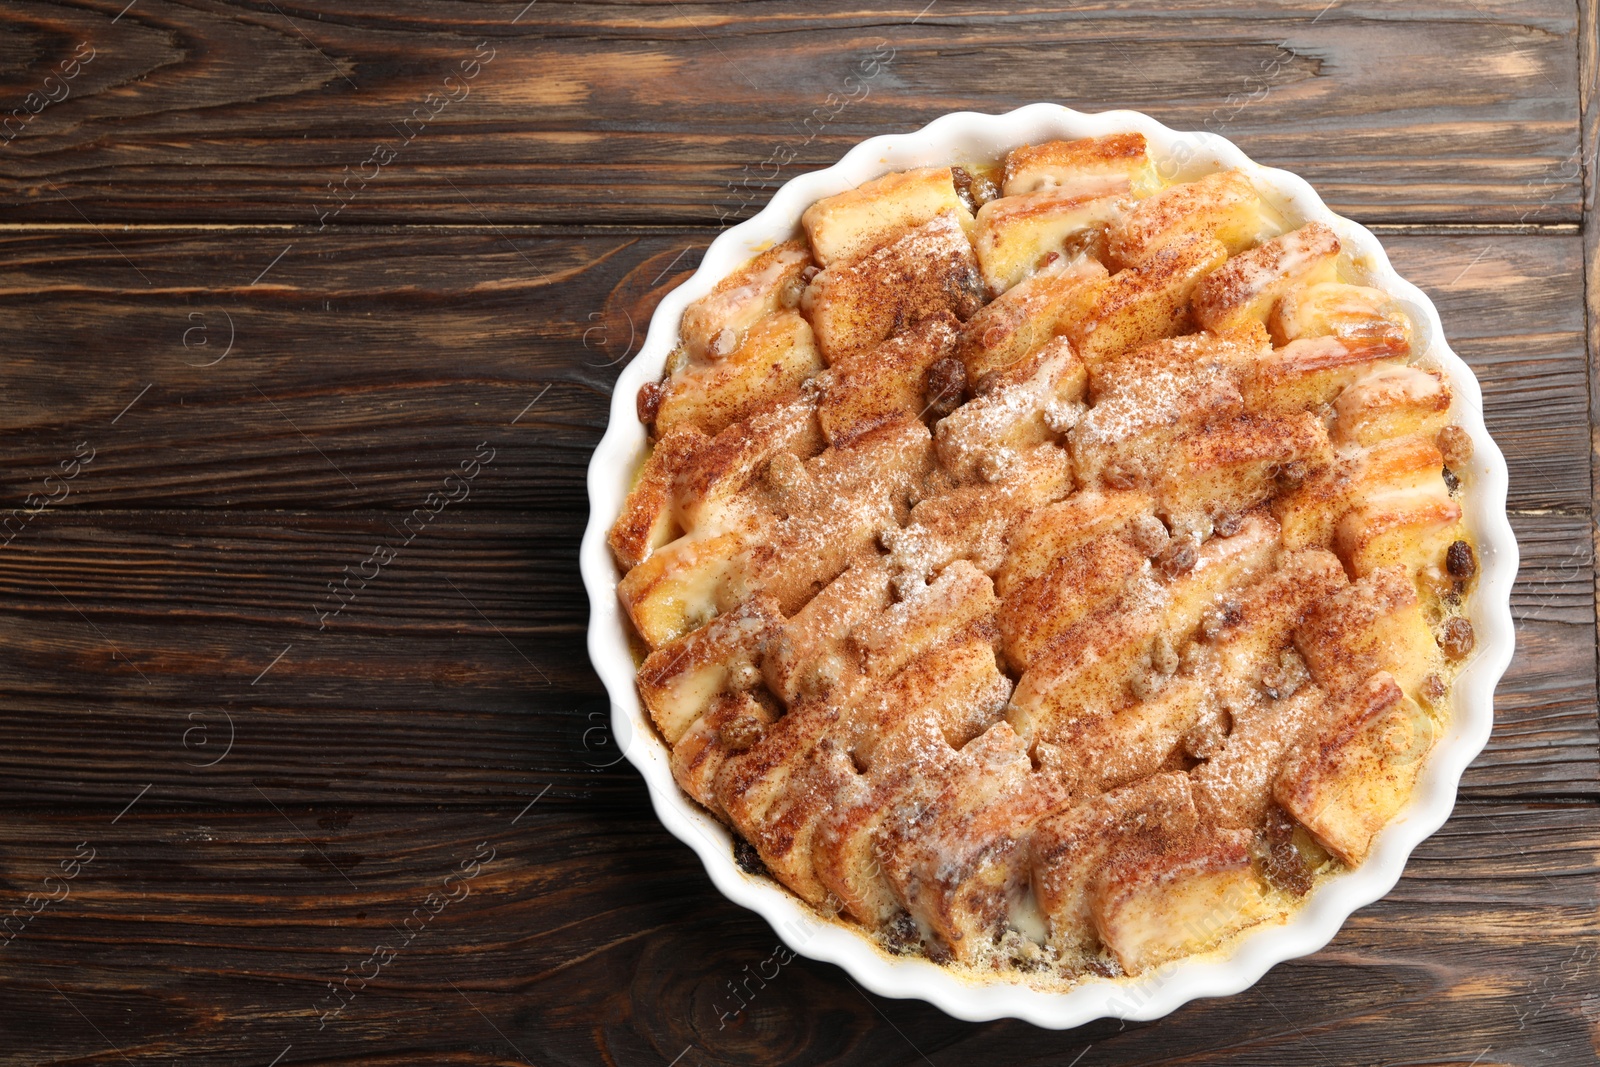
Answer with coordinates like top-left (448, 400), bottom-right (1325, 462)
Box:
top-left (0, 2), bottom-right (1596, 1064)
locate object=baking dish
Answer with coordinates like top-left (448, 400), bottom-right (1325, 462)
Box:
top-left (579, 103), bottom-right (1516, 1028)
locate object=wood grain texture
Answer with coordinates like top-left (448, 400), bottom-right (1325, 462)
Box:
top-left (0, 0), bottom-right (1581, 225)
top-left (0, 0), bottom-right (1595, 1062)
top-left (0, 230), bottom-right (1585, 511)
top-left (0, 800), bottom-right (1594, 1066)
top-left (0, 509), bottom-right (1587, 811)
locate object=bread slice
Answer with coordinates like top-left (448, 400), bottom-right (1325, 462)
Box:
top-left (1294, 564), bottom-right (1442, 701)
top-left (1193, 222), bottom-right (1342, 335)
top-left (1031, 772), bottom-right (1196, 953)
top-left (608, 430), bottom-right (705, 570)
top-left (1002, 133), bottom-right (1161, 198)
top-left (678, 239), bottom-right (813, 361)
top-left (1155, 412), bottom-right (1331, 529)
top-left (637, 594), bottom-right (783, 744)
top-left (1269, 280), bottom-right (1413, 349)
top-left (1274, 671), bottom-right (1435, 864)
top-left (802, 212), bottom-right (984, 364)
top-left (672, 690), bottom-right (781, 819)
top-left (1332, 365), bottom-right (1452, 447)
top-left (802, 166), bottom-right (974, 268)
top-left (1066, 234), bottom-right (1229, 367)
top-left (818, 313), bottom-right (960, 446)
top-left (1091, 822), bottom-right (1266, 974)
top-left (656, 311), bottom-right (824, 437)
top-left (973, 190), bottom-right (1128, 294)
top-left (1107, 169), bottom-right (1275, 267)
top-left (955, 255), bottom-right (1107, 385)
top-left (935, 336), bottom-right (1086, 481)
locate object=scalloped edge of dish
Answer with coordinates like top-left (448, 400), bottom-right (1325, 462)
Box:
top-left (579, 103), bottom-right (1517, 1029)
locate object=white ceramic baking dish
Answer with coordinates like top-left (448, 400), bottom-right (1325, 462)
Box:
top-left (579, 103), bottom-right (1517, 1029)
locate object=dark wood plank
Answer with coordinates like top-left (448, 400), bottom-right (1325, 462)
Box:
top-left (0, 0), bottom-right (1580, 225)
top-left (0, 229), bottom-right (1585, 511)
top-left (1387, 235), bottom-right (1592, 514)
top-left (0, 508), bottom-right (1587, 809)
top-left (0, 799), bottom-right (1594, 1066)
top-left (1582, 0), bottom-right (1600, 708)
top-left (1486, 513), bottom-right (1600, 797)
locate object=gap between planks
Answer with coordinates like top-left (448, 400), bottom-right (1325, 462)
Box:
top-left (0, 221), bottom-right (1582, 237)
top-left (0, 795), bottom-right (1591, 816)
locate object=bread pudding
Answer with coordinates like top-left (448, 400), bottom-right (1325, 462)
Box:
top-left (608, 133), bottom-right (1478, 982)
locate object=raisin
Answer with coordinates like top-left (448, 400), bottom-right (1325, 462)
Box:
top-left (1156, 534), bottom-right (1198, 579)
top-left (1261, 648), bottom-right (1310, 701)
top-left (636, 379), bottom-right (664, 424)
top-left (950, 166), bottom-right (978, 214)
top-left (1104, 459), bottom-right (1141, 491)
top-left (733, 837), bottom-right (768, 876)
top-left (882, 913), bottom-right (921, 955)
top-left (924, 357), bottom-right (967, 418)
top-left (1446, 539), bottom-right (1476, 580)
top-left (763, 451), bottom-right (806, 498)
top-left (949, 165), bottom-right (997, 213)
top-left (777, 274), bottom-right (806, 309)
top-left (1440, 616), bottom-right (1475, 660)
top-left (1437, 425), bottom-right (1474, 468)
top-left (1129, 664), bottom-right (1166, 702)
top-left (1263, 807), bottom-right (1314, 897)
top-left (1212, 511), bottom-right (1243, 537)
top-left (1129, 513), bottom-right (1171, 556)
top-left (709, 327), bottom-right (737, 358)
top-left (1420, 672), bottom-right (1449, 708)
top-left (1442, 467), bottom-right (1461, 493)
top-left (726, 662), bottom-right (762, 692)
top-left (1274, 460), bottom-right (1308, 491)
top-left (1200, 599), bottom-right (1242, 640)
top-left (1150, 633), bottom-right (1179, 676)
top-left (720, 715), bottom-right (763, 752)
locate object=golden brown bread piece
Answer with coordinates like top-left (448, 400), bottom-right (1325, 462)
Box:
top-left (1031, 772), bottom-right (1197, 954)
top-left (762, 559), bottom-right (892, 707)
top-left (802, 212), bottom-right (985, 365)
top-left (802, 166), bottom-right (975, 268)
top-left (1193, 221), bottom-right (1341, 335)
top-left (1294, 564), bottom-right (1443, 702)
top-left (671, 690), bottom-right (781, 820)
top-left (1069, 333), bottom-right (1253, 488)
top-left (1066, 233), bottom-right (1230, 367)
top-left (1107, 169), bottom-right (1274, 267)
top-left (879, 721), bottom-right (1053, 959)
top-left (819, 313), bottom-right (961, 446)
top-left (1274, 671), bottom-right (1435, 864)
top-left (1244, 335), bottom-right (1412, 415)
top-left (608, 430), bottom-right (705, 570)
top-left (1090, 821), bottom-right (1266, 974)
top-left (973, 189), bottom-right (1128, 295)
top-left (954, 254), bottom-right (1107, 385)
top-left (1002, 132), bottom-right (1160, 198)
top-left (1269, 280), bottom-right (1413, 349)
top-left (656, 311), bottom-right (824, 437)
top-left (735, 418), bottom-right (934, 614)
top-left (934, 335), bottom-right (1086, 482)
top-left (884, 443), bottom-right (1075, 589)
top-left (1155, 411), bottom-right (1331, 530)
top-left (999, 531), bottom-right (1149, 670)
top-left (1332, 365), bottom-right (1451, 447)
top-left (678, 239), bottom-right (813, 362)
